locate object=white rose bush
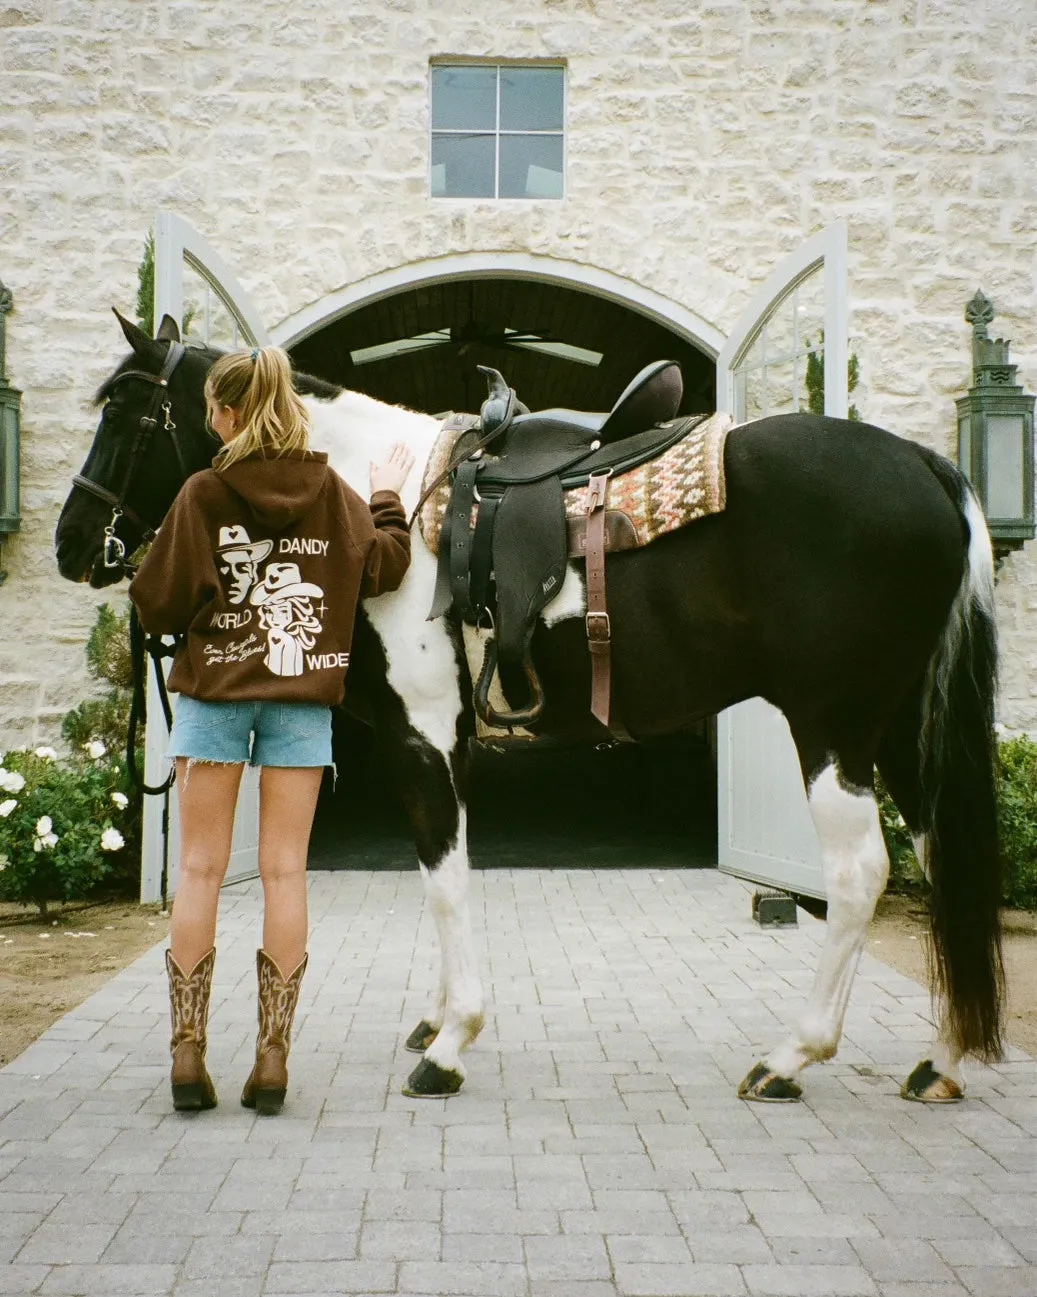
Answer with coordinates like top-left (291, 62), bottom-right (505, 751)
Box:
top-left (0, 741), bottom-right (136, 916)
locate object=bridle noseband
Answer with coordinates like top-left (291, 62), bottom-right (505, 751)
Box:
top-left (73, 340), bottom-right (189, 573)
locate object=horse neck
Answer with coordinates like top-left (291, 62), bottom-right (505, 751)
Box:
top-left (304, 389), bottom-right (441, 514)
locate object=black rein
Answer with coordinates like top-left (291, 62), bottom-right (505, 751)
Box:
top-left (73, 340), bottom-right (189, 573)
top-left (75, 340), bottom-right (190, 795)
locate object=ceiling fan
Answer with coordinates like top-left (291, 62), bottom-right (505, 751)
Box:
top-left (350, 318), bottom-right (603, 368)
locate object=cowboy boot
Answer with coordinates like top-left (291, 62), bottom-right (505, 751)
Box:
top-left (241, 949), bottom-right (308, 1116)
top-left (165, 948), bottom-right (218, 1111)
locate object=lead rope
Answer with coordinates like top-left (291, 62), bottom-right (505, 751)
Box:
top-left (126, 605), bottom-right (177, 795)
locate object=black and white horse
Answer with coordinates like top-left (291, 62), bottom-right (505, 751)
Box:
top-left (55, 312), bottom-right (1005, 1104)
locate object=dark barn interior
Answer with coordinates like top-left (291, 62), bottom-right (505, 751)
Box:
top-left (292, 277), bottom-right (719, 871)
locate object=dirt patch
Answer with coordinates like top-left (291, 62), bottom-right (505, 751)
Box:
top-left (868, 892), bottom-right (1037, 1058)
top-left (0, 899), bottom-right (169, 1066)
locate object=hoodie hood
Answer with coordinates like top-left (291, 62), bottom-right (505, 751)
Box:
top-left (216, 450), bottom-right (331, 529)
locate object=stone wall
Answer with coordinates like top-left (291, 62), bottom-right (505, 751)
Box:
top-left (1, 0), bottom-right (1035, 741)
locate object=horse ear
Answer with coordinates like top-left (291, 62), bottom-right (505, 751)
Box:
top-left (155, 314), bottom-right (181, 343)
top-left (112, 307), bottom-right (155, 356)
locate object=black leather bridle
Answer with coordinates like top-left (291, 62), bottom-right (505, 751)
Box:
top-left (73, 340), bottom-right (189, 575)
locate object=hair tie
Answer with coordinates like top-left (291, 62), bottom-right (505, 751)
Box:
top-left (250, 348), bottom-right (259, 363)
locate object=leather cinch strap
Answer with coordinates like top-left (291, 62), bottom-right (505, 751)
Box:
top-left (584, 471), bottom-right (614, 732)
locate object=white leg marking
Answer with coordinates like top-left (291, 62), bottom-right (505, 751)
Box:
top-left (766, 763), bottom-right (890, 1078)
top-left (362, 542), bottom-right (484, 1065)
top-left (420, 806), bottom-right (486, 1078)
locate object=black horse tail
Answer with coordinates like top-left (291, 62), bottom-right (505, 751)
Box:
top-left (916, 448), bottom-right (1004, 1061)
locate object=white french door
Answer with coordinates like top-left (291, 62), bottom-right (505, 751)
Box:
top-left (714, 222), bottom-right (849, 900)
top-left (140, 212), bottom-right (271, 903)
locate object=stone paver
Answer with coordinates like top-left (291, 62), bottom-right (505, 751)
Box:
top-left (0, 868), bottom-right (1034, 1295)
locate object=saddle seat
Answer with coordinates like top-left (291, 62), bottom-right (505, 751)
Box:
top-left (465, 358), bottom-right (685, 482)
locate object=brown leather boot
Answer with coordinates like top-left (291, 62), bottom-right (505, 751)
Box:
top-left (241, 949), bottom-right (308, 1116)
top-left (165, 948), bottom-right (218, 1112)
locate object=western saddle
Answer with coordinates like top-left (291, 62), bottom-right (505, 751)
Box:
top-left (426, 360), bottom-right (706, 738)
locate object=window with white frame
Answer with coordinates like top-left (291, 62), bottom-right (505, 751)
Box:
top-left (430, 63), bottom-right (564, 200)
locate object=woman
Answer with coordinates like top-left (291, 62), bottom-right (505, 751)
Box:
top-left (130, 345), bottom-right (414, 1115)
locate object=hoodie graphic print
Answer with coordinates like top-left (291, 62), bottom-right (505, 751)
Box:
top-left (129, 450), bottom-right (411, 706)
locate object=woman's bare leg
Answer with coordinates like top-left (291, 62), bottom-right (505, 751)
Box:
top-left (257, 766), bottom-right (323, 973)
top-left (170, 759), bottom-right (244, 971)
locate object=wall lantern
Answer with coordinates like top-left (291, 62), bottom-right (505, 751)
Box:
top-left (956, 290), bottom-right (1035, 557)
top-left (0, 280), bottom-right (21, 548)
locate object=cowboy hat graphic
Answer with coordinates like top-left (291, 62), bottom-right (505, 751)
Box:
top-left (216, 524), bottom-right (273, 564)
top-left (249, 562), bottom-right (324, 605)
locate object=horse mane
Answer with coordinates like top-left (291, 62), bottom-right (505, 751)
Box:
top-left (92, 341), bottom-right (340, 406)
top-left (293, 370), bottom-right (342, 401)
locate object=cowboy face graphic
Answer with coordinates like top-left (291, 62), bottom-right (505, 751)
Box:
top-left (249, 562), bottom-right (325, 677)
top-left (216, 525), bottom-right (274, 605)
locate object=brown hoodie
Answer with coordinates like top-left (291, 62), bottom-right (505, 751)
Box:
top-left (129, 450), bottom-right (410, 705)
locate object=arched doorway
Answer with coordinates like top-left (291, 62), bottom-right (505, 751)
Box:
top-left (286, 272), bottom-right (719, 870)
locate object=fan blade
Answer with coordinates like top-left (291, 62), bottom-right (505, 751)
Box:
top-left (506, 339), bottom-right (603, 368)
top-left (350, 333), bottom-right (450, 366)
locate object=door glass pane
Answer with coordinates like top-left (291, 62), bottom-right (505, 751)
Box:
top-left (500, 67), bottom-right (563, 130)
top-left (431, 133), bottom-right (496, 197)
top-left (986, 413), bottom-right (1024, 518)
top-left (431, 66), bottom-right (497, 129)
top-left (760, 358), bottom-right (798, 417)
top-left (180, 261), bottom-right (246, 349)
top-left (733, 264), bottom-right (826, 420)
top-left (742, 371), bottom-right (767, 422)
top-left (794, 269), bottom-right (826, 354)
top-left (499, 134), bottom-right (564, 198)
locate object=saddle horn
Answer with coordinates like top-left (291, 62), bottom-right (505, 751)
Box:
top-left (476, 366), bottom-right (520, 448)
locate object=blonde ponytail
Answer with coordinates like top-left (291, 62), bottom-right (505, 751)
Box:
top-left (206, 346), bottom-right (311, 471)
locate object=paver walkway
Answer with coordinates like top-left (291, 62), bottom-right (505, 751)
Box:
top-left (0, 869), bottom-right (1034, 1296)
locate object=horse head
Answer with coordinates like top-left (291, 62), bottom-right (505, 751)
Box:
top-left (55, 310), bottom-right (220, 586)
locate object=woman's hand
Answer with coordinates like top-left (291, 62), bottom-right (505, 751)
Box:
top-left (370, 442), bottom-right (416, 497)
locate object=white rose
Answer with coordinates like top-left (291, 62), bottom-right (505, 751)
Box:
top-left (34, 747), bottom-right (57, 761)
top-left (32, 832), bottom-right (57, 853)
top-left (35, 816), bottom-right (53, 836)
top-left (85, 740), bottom-right (107, 760)
top-left (110, 791), bottom-right (128, 809)
top-left (0, 770), bottom-right (25, 794)
top-left (100, 828), bottom-right (124, 852)
top-left (0, 799), bottom-right (16, 818)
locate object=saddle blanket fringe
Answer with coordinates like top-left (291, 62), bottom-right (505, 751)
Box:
top-left (418, 410), bottom-right (734, 557)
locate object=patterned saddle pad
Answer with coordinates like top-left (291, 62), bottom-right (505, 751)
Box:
top-left (418, 410), bottom-right (733, 557)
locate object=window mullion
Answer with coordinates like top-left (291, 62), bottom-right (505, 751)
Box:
top-left (494, 66), bottom-right (501, 199)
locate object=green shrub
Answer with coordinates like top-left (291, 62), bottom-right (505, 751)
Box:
top-left (879, 736), bottom-right (1037, 910)
top-left (0, 746), bottom-right (133, 915)
top-left (0, 604), bottom-right (146, 914)
top-left (875, 774), bottom-right (925, 891)
top-left (997, 737), bottom-right (1037, 908)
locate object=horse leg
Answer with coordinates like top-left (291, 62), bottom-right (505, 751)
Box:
top-left (739, 750), bottom-right (889, 1102)
top-left (367, 645), bottom-right (484, 1098)
top-left (875, 704), bottom-right (965, 1102)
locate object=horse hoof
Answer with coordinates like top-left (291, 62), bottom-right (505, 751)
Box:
top-left (404, 1019), bottom-right (439, 1054)
top-left (738, 1061), bottom-right (803, 1102)
top-left (402, 1058), bottom-right (464, 1099)
top-left (900, 1059), bottom-right (964, 1103)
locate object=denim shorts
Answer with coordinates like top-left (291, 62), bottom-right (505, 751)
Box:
top-left (167, 696), bottom-right (333, 768)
